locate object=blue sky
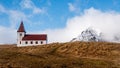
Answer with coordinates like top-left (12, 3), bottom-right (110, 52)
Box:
top-left (0, 0), bottom-right (120, 44)
top-left (0, 0), bottom-right (120, 31)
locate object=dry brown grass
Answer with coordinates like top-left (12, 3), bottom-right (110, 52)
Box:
top-left (0, 41), bottom-right (120, 68)
top-left (0, 44), bottom-right (16, 48)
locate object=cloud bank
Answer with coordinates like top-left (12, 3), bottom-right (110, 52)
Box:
top-left (0, 6), bottom-right (120, 44)
top-left (0, 26), bottom-right (16, 44)
top-left (41, 7), bottom-right (120, 43)
top-left (20, 0), bottom-right (44, 14)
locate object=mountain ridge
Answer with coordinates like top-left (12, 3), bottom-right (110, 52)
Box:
top-left (71, 27), bottom-right (104, 42)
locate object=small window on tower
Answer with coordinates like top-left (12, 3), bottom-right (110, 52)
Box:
top-left (20, 41), bottom-right (21, 44)
top-left (20, 33), bottom-right (22, 36)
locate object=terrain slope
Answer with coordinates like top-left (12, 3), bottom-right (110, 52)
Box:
top-left (0, 42), bottom-right (120, 68)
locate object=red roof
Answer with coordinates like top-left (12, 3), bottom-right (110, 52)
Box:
top-left (22, 34), bottom-right (47, 40)
top-left (17, 21), bottom-right (26, 32)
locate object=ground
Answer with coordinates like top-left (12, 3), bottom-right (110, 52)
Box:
top-left (0, 41), bottom-right (120, 68)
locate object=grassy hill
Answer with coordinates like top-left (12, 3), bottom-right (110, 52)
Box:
top-left (0, 41), bottom-right (120, 68)
top-left (0, 44), bottom-right (16, 48)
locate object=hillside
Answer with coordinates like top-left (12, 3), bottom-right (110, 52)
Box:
top-left (0, 42), bottom-right (120, 68)
top-left (0, 44), bottom-right (16, 48)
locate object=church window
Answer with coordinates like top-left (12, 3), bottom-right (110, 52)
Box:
top-left (35, 41), bottom-right (38, 44)
top-left (31, 41), bottom-right (33, 44)
top-left (25, 41), bottom-right (28, 44)
top-left (20, 33), bottom-right (22, 36)
top-left (20, 41), bottom-right (21, 44)
top-left (41, 41), bottom-right (43, 44)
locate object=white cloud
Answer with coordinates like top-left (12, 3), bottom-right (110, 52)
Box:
top-left (33, 7), bottom-right (42, 14)
top-left (68, 3), bottom-right (76, 12)
top-left (0, 26), bottom-right (16, 44)
top-left (40, 7), bottom-right (120, 43)
top-left (0, 5), bottom-right (28, 44)
top-left (9, 10), bottom-right (26, 28)
top-left (0, 4), bottom-right (28, 28)
top-left (8, 10), bottom-right (29, 28)
top-left (68, 2), bottom-right (80, 14)
top-left (0, 5), bottom-right (6, 13)
top-left (20, 0), bottom-right (34, 9)
top-left (20, 0), bottom-right (44, 14)
top-left (68, 0), bottom-right (91, 13)
top-left (1, 4), bottom-right (120, 44)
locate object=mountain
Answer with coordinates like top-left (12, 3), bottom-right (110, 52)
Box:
top-left (71, 28), bottom-right (103, 42)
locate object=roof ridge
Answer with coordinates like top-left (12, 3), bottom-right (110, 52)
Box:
top-left (22, 34), bottom-right (47, 40)
top-left (26, 34), bottom-right (47, 35)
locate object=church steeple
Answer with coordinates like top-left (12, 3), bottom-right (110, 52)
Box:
top-left (17, 21), bottom-right (26, 46)
top-left (17, 21), bottom-right (26, 32)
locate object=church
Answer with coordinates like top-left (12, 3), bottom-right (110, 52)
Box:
top-left (17, 21), bottom-right (47, 46)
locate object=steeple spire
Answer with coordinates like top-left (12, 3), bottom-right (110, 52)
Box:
top-left (17, 21), bottom-right (26, 32)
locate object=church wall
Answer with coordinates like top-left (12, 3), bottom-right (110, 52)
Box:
top-left (17, 40), bottom-right (47, 46)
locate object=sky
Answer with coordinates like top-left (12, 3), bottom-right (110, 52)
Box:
top-left (0, 0), bottom-right (120, 44)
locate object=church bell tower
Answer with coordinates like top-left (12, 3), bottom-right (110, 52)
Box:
top-left (17, 21), bottom-right (26, 46)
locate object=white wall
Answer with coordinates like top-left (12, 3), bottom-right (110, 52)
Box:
top-left (17, 32), bottom-right (25, 46)
top-left (17, 32), bottom-right (47, 46)
top-left (17, 40), bottom-right (47, 46)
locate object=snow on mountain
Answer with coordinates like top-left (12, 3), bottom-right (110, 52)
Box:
top-left (113, 35), bottom-right (120, 42)
top-left (71, 27), bottom-right (103, 42)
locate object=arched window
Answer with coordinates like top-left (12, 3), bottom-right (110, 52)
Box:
top-left (20, 33), bottom-right (22, 36)
top-left (31, 41), bottom-right (33, 44)
top-left (25, 41), bottom-right (28, 44)
top-left (35, 41), bottom-right (38, 44)
top-left (41, 41), bottom-right (43, 44)
top-left (20, 41), bottom-right (21, 44)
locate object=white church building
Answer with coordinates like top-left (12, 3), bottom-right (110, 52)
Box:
top-left (17, 21), bottom-right (47, 46)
